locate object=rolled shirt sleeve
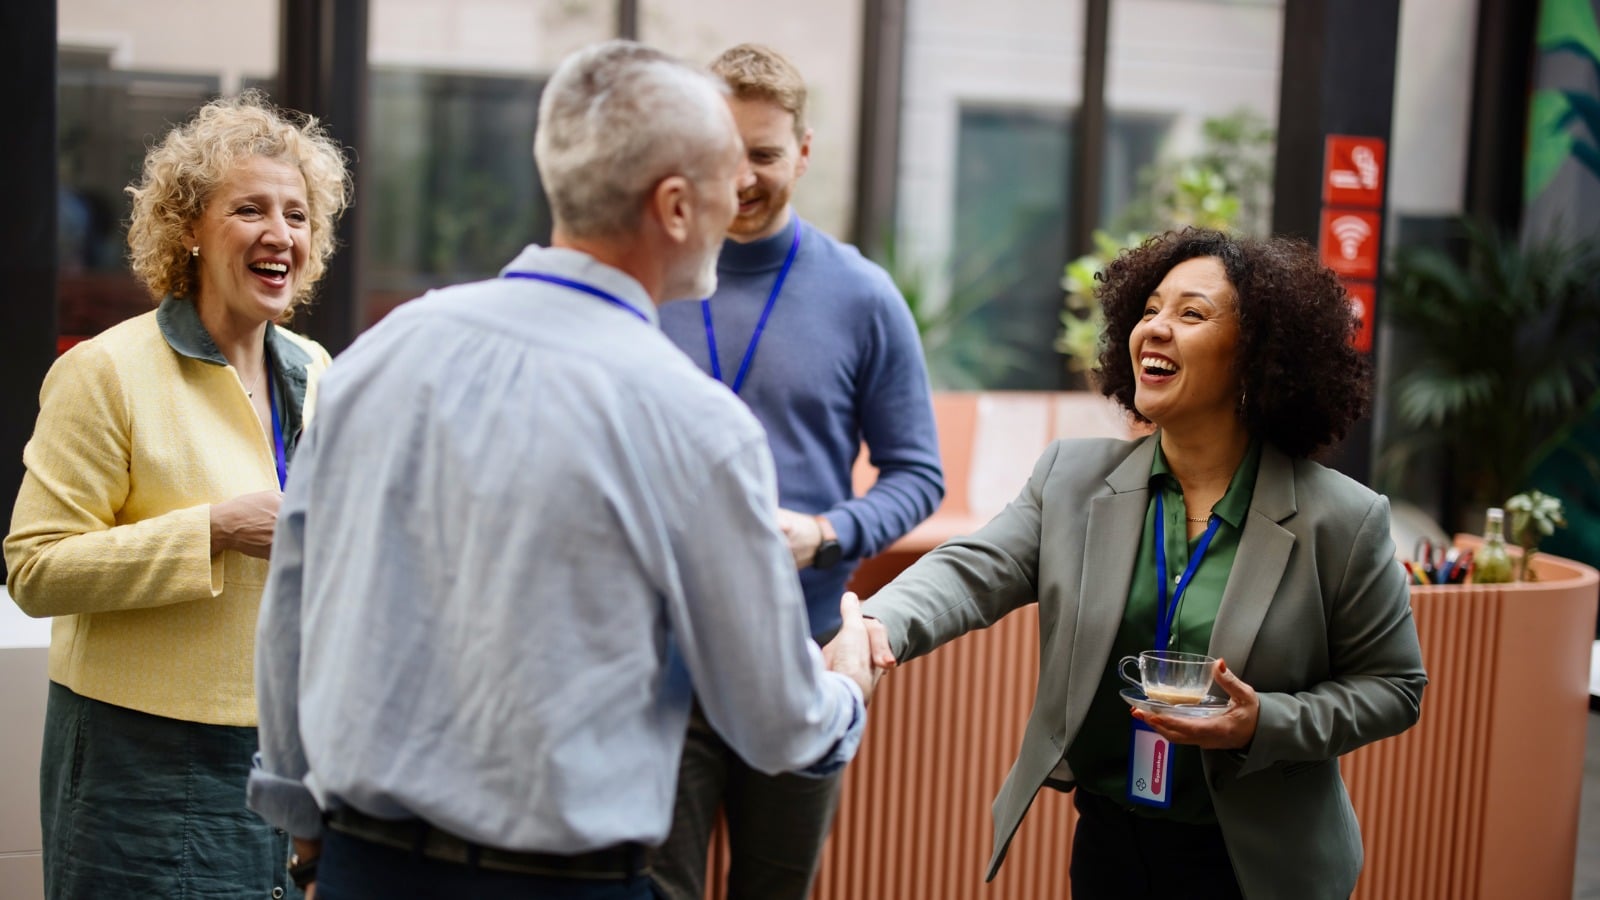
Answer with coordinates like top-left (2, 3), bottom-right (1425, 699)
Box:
top-left (668, 436), bottom-right (867, 776)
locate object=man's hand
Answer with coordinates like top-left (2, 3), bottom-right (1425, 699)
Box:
top-left (209, 490), bottom-right (283, 558)
top-left (776, 507), bottom-right (824, 569)
top-left (291, 836), bottom-right (321, 899)
top-left (1130, 659), bottom-right (1260, 750)
top-left (821, 592), bottom-right (886, 704)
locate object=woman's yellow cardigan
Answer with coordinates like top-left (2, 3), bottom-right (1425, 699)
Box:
top-left (5, 301), bottom-right (330, 726)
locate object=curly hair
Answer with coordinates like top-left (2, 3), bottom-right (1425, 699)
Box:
top-left (125, 90), bottom-right (351, 317)
top-left (1093, 228), bottom-right (1371, 459)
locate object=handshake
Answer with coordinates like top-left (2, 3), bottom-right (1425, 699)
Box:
top-left (820, 592), bottom-right (899, 705)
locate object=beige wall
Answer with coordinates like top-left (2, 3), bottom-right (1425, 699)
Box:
top-left (0, 590), bottom-right (50, 900)
top-left (368, 0), bottom-right (612, 73)
top-left (1105, 0), bottom-right (1282, 161)
top-left (58, 0), bottom-right (277, 91)
top-left (1388, 0), bottom-right (1479, 221)
top-left (894, 0), bottom-right (1282, 307)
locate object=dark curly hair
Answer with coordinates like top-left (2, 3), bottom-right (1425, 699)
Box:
top-left (1093, 228), bottom-right (1371, 459)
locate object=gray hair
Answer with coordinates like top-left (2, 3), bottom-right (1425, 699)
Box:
top-left (536, 41), bottom-right (732, 239)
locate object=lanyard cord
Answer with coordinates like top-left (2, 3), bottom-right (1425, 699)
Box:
top-left (268, 369), bottom-right (287, 490)
top-left (502, 271), bottom-right (650, 324)
top-left (702, 222), bottom-right (802, 394)
top-left (1153, 493), bottom-right (1222, 650)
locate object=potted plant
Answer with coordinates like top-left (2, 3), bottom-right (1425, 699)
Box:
top-left (1380, 221), bottom-right (1600, 530)
top-left (1505, 490), bottom-right (1570, 581)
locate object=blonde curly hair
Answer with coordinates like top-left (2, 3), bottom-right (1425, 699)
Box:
top-left (125, 90), bottom-right (351, 317)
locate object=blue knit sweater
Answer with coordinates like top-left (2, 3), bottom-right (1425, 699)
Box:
top-left (660, 215), bottom-right (945, 637)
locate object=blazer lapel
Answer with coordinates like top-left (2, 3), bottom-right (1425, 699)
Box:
top-left (1062, 437), bottom-right (1158, 726)
top-left (1208, 444), bottom-right (1298, 675)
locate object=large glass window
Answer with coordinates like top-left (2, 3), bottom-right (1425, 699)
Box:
top-left (362, 70), bottom-right (548, 325)
top-left (56, 0), bottom-right (280, 343)
top-left (946, 106), bottom-right (1167, 389)
top-left (897, 0), bottom-right (1282, 389)
top-left (361, 0), bottom-right (614, 326)
top-left (895, 0), bottom-right (1087, 389)
top-left (948, 106), bottom-right (1074, 389)
top-left (1103, 0), bottom-right (1283, 236)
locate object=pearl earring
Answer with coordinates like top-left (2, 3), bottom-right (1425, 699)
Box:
top-left (191, 246), bottom-right (200, 257)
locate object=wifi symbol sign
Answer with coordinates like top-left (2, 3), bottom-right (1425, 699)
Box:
top-left (1331, 216), bottom-right (1371, 260)
top-left (1319, 209), bottom-right (1381, 278)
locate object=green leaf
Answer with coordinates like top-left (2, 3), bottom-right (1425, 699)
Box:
top-left (1556, 90), bottom-right (1600, 138)
top-left (1571, 139), bottom-right (1600, 181)
top-left (1393, 364), bottom-right (1498, 428)
top-left (1527, 90), bottom-right (1578, 200)
top-left (1537, 0), bottom-right (1600, 60)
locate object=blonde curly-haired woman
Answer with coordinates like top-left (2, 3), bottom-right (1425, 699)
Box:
top-left (6, 91), bottom-right (349, 899)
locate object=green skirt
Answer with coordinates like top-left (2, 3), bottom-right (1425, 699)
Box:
top-left (39, 681), bottom-right (302, 899)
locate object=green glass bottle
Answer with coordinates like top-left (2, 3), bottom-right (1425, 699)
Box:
top-left (1472, 507), bottom-right (1514, 584)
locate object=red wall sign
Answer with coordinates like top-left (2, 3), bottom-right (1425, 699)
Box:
top-left (1323, 135), bottom-right (1387, 208)
top-left (1319, 208), bottom-right (1382, 279)
top-left (1343, 280), bottom-right (1375, 354)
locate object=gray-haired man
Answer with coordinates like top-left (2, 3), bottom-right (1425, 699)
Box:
top-left (247, 40), bottom-right (881, 900)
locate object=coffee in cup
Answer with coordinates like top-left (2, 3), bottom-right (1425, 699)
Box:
top-left (1118, 649), bottom-right (1218, 706)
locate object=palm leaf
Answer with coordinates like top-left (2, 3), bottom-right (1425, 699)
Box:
top-left (1381, 219), bottom-right (1600, 509)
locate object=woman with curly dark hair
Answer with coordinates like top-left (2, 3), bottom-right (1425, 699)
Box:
top-left (861, 228), bottom-right (1426, 900)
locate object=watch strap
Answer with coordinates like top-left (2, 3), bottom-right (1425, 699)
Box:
top-left (812, 515), bottom-right (842, 569)
top-left (288, 854), bottom-right (319, 890)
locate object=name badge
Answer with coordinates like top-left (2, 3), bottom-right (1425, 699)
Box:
top-left (1127, 720), bottom-right (1173, 808)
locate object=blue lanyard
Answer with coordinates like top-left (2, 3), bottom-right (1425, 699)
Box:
top-left (1153, 493), bottom-right (1222, 650)
top-left (502, 271), bottom-right (650, 324)
top-left (267, 369), bottom-right (287, 490)
top-left (702, 223), bottom-right (802, 394)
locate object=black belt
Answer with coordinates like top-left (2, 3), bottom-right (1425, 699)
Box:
top-left (325, 808), bottom-right (648, 881)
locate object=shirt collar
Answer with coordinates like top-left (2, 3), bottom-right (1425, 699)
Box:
top-left (1149, 438), bottom-right (1263, 529)
top-left (156, 295), bottom-right (229, 365)
top-left (499, 244), bottom-right (659, 325)
top-left (716, 213), bottom-right (801, 274)
top-left (156, 294), bottom-right (313, 392)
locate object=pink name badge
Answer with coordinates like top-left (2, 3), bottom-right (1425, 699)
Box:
top-left (1127, 720), bottom-right (1172, 808)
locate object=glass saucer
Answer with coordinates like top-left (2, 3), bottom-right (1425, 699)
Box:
top-left (1120, 687), bottom-right (1231, 719)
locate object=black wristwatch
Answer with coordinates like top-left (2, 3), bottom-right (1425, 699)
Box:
top-left (812, 515), bottom-right (842, 570)
top-left (288, 853), bottom-right (319, 890)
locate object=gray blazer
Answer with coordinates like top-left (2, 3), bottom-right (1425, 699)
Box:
top-left (863, 436), bottom-right (1426, 900)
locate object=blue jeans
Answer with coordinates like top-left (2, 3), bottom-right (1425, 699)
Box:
top-left (316, 830), bottom-right (661, 900)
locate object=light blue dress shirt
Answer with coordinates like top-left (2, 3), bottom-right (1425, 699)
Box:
top-left (247, 245), bottom-right (866, 854)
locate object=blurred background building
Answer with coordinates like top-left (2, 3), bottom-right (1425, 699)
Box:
top-left (8, 0), bottom-right (1598, 603)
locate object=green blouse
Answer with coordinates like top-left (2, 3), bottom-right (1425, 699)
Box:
top-left (1065, 438), bottom-right (1261, 823)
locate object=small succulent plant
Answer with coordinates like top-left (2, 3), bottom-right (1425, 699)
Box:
top-left (1504, 490), bottom-right (1568, 581)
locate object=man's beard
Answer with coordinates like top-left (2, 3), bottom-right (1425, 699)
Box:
top-left (688, 252), bottom-right (719, 300)
top-left (664, 242), bottom-right (721, 302)
top-left (729, 184), bottom-right (791, 239)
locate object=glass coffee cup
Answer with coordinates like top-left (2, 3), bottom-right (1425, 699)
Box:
top-left (1118, 649), bottom-right (1218, 706)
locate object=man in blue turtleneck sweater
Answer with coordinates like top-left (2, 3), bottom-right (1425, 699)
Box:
top-left (652, 44), bottom-right (945, 900)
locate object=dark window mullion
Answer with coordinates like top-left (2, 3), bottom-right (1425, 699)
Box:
top-left (1070, 0), bottom-right (1111, 258)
